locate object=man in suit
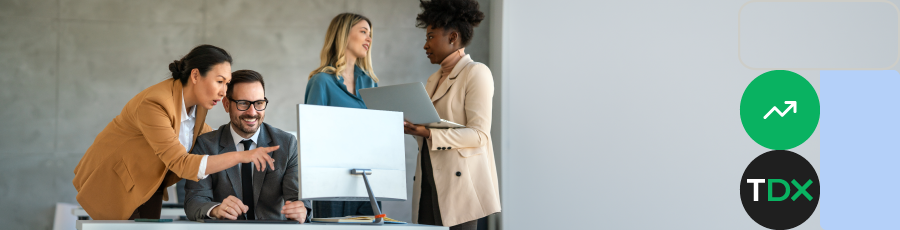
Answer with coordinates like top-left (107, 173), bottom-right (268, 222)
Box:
top-left (184, 69), bottom-right (310, 222)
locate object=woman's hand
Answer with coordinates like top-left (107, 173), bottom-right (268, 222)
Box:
top-left (404, 121), bottom-right (431, 138)
top-left (236, 146), bottom-right (279, 172)
top-left (211, 195), bottom-right (249, 220)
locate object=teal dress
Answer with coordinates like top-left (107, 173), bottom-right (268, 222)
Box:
top-left (304, 65), bottom-right (380, 218)
top-left (304, 65), bottom-right (377, 108)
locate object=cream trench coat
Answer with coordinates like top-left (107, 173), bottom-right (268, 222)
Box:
top-left (412, 55), bottom-right (501, 226)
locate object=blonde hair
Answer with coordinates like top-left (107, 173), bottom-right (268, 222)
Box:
top-left (309, 13), bottom-right (378, 82)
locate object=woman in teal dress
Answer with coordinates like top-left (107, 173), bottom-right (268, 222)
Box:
top-left (303, 13), bottom-right (381, 218)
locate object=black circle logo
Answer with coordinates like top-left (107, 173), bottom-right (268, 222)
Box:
top-left (740, 150), bottom-right (820, 230)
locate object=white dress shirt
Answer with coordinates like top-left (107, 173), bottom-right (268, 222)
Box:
top-left (179, 93), bottom-right (210, 180)
top-left (207, 123), bottom-right (261, 218)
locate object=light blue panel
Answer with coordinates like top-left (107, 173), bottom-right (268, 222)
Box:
top-left (821, 70), bottom-right (900, 229)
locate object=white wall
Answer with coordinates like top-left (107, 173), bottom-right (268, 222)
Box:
top-left (493, 0), bottom-right (900, 229)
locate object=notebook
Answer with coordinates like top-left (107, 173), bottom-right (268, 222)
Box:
top-left (311, 216), bottom-right (407, 224)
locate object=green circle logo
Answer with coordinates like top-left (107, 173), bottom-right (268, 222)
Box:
top-left (740, 70), bottom-right (819, 150)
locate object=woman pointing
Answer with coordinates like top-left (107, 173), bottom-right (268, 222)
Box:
top-left (73, 45), bottom-right (279, 220)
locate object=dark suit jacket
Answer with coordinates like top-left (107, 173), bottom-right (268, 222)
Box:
top-left (184, 123), bottom-right (311, 222)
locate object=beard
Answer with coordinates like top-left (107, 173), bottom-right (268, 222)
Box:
top-left (231, 114), bottom-right (262, 135)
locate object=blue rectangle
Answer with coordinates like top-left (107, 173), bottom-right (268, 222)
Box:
top-left (821, 70), bottom-right (900, 229)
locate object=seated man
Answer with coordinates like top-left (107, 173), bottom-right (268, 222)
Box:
top-left (185, 70), bottom-right (310, 222)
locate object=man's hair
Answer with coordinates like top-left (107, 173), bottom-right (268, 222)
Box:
top-left (226, 70), bottom-right (265, 99)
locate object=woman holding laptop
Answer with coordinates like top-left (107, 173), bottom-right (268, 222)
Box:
top-left (304, 13), bottom-right (382, 218)
top-left (402, 0), bottom-right (500, 229)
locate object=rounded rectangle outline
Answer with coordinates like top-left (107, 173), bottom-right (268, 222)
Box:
top-left (739, 0), bottom-right (900, 70)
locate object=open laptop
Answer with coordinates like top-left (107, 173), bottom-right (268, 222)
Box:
top-left (359, 82), bottom-right (465, 128)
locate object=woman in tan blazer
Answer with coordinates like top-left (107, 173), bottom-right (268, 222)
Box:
top-left (73, 45), bottom-right (280, 220)
top-left (403, 1), bottom-right (499, 229)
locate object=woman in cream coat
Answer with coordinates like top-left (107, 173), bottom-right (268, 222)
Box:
top-left (403, 1), bottom-right (499, 229)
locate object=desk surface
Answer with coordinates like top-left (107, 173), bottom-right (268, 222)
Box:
top-left (73, 207), bottom-right (186, 217)
top-left (76, 220), bottom-right (448, 230)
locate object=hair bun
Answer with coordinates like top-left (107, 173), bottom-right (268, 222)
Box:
top-left (168, 60), bottom-right (185, 79)
top-left (416, 0), bottom-right (485, 47)
top-left (460, 2), bottom-right (484, 26)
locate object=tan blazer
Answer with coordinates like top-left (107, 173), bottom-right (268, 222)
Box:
top-left (72, 79), bottom-right (213, 220)
top-left (412, 55), bottom-right (501, 226)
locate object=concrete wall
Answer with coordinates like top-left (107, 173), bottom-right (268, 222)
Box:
top-left (0, 0), bottom-right (490, 229)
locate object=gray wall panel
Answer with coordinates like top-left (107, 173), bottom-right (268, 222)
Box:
top-left (60, 0), bottom-right (204, 23)
top-left (0, 0), bottom-right (58, 20)
top-left (205, 0), bottom-right (350, 27)
top-left (57, 21), bottom-right (203, 152)
top-left (0, 20), bottom-right (58, 154)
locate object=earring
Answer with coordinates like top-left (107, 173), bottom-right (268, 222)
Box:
top-left (451, 42), bottom-right (454, 45)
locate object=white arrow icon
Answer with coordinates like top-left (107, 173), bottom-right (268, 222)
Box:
top-left (764, 101), bottom-right (797, 119)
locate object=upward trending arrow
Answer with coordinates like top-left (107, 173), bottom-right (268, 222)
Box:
top-left (764, 101), bottom-right (797, 119)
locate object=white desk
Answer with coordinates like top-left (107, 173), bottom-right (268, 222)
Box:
top-left (76, 220), bottom-right (448, 230)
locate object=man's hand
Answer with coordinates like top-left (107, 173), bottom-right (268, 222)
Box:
top-left (211, 195), bottom-right (249, 220)
top-left (281, 200), bottom-right (307, 223)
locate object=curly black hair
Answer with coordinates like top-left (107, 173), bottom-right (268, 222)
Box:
top-left (416, 0), bottom-right (485, 48)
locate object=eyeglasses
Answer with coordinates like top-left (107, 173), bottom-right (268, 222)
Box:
top-left (229, 97), bottom-right (268, 111)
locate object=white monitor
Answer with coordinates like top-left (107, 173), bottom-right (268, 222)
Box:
top-left (296, 104), bottom-right (407, 201)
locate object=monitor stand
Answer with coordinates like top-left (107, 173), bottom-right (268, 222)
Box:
top-left (350, 169), bottom-right (385, 225)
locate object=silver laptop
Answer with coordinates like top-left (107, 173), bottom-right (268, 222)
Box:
top-left (359, 82), bottom-right (465, 128)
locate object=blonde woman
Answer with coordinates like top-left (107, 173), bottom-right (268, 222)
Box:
top-left (305, 13), bottom-right (378, 107)
top-left (303, 13), bottom-right (381, 218)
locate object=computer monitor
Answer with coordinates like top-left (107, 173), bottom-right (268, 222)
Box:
top-left (295, 104), bottom-right (407, 202)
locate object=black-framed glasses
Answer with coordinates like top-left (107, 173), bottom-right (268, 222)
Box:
top-left (229, 97), bottom-right (268, 111)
